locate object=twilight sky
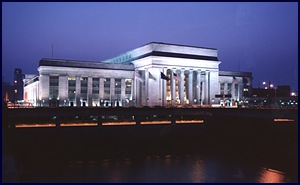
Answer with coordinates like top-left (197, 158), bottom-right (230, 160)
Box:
top-left (2, 2), bottom-right (298, 91)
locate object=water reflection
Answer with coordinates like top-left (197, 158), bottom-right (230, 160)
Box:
top-left (15, 153), bottom-right (295, 183)
top-left (190, 157), bottom-right (205, 182)
top-left (258, 168), bottom-right (285, 183)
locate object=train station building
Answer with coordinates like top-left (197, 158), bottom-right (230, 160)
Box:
top-left (24, 42), bottom-right (253, 107)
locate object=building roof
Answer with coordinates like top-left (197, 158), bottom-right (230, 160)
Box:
top-left (39, 58), bottom-right (134, 71)
top-left (104, 42), bottom-right (219, 64)
top-left (143, 42), bottom-right (218, 50)
top-left (219, 70), bottom-right (252, 78)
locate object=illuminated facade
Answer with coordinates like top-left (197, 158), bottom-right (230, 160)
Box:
top-left (24, 42), bottom-right (252, 107)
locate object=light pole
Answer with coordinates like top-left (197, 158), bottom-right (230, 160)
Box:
top-left (270, 84), bottom-right (277, 108)
top-left (14, 88), bottom-right (17, 107)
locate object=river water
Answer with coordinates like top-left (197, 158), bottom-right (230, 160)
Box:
top-left (3, 137), bottom-right (298, 183)
top-left (2, 117), bottom-right (298, 183)
top-left (11, 153), bottom-right (294, 183)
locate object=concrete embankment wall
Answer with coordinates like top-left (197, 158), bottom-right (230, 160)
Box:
top-left (3, 107), bottom-right (298, 157)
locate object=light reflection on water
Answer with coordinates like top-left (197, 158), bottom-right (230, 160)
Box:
top-left (50, 154), bottom-right (292, 183)
top-left (258, 168), bottom-right (285, 183)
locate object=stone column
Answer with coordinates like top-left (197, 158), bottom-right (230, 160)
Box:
top-left (58, 75), bottom-right (68, 106)
top-left (188, 69), bottom-right (193, 105)
top-left (204, 70), bottom-right (210, 105)
top-left (232, 82), bottom-right (235, 101)
top-left (179, 69), bottom-right (185, 106)
top-left (197, 70), bottom-right (201, 105)
top-left (134, 72), bottom-right (139, 107)
top-left (162, 68), bottom-right (167, 106)
top-left (76, 76), bottom-right (81, 107)
top-left (201, 80), bottom-right (205, 105)
top-left (39, 74), bottom-right (49, 107)
top-left (99, 78), bottom-right (104, 106)
top-left (87, 77), bottom-right (92, 107)
top-left (140, 71), bottom-right (146, 106)
top-left (171, 69), bottom-right (176, 106)
top-left (110, 78), bottom-right (115, 106)
top-left (130, 78), bottom-right (134, 106)
top-left (145, 68), bottom-right (149, 106)
top-left (121, 78), bottom-right (125, 106)
top-left (237, 83), bottom-right (241, 101)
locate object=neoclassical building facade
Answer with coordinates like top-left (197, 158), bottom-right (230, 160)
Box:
top-left (24, 42), bottom-right (252, 107)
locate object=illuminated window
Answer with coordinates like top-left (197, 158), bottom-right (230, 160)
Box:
top-left (125, 79), bottom-right (132, 98)
top-left (92, 78), bottom-right (99, 94)
top-left (68, 76), bottom-right (76, 104)
top-left (220, 83), bottom-right (225, 95)
top-left (49, 76), bottom-right (59, 99)
top-left (68, 76), bottom-right (76, 81)
top-left (80, 77), bottom-right (88, 98)
top-left (115, 78), bottom-right (121, 95)
top-left (104, 78), bottom-right (110, 95)
top-left (235, 84), bottom-right (239, 96)
top-left (227, 83), bottom-right (232, 95)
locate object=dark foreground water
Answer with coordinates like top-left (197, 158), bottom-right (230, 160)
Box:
top-left (2, 118), bottom-right (298, 183)
top-left (4, 152), bottom-right (296, 183)
top-left (3, 141), bottom-right (298, 182)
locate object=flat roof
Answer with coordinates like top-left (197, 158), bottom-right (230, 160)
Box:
top-left (219, 70), bottom-right (252, 77)
top-left (104, 42), bottom-right (219, 64)
top-left (39, 58), bottom-right (134, 71)
top-left (143, 42), bottom-right (218, 50)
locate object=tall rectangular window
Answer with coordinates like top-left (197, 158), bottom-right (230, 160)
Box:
top-left (68, 76), bottom-right (76, 103)
top-left (235, 84), bottom-right (239, 97)
top-left (125, 79), bottom-right (132, 99)
top-left (227, 83), bottom-right (232, 95)
top-left (81, 77), bottom-right (88, 100)
top-left (92, 78), bottom-right (99, 94)
top-left (92, 78), bottom-right (100, 106)
top-left (115, 79), bottom-right (121, 95)
top-left (104, 78), bottom-right (110, 95)
top-left (220, 83), bottom-right (225, 95)
top-left (115, 78), bottom-right (121, 102)
top-left (49, 76), bottom-right (59, 99)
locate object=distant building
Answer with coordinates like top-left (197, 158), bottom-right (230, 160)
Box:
top-left (2, 82), bottom-right (14, 102)
top-left (276, 86), bottom-right (291, 97)
top-left (2, 68), bottom-right (25, 103)
top-left (218, 71), bottom-right (253, 106)
top-left (251, 85), bottom-right (297, 108)
top-left (24, 42), bottom-right (253, 107)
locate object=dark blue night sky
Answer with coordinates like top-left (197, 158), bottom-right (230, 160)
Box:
top-left (2, 2), bottom-right (298, 91)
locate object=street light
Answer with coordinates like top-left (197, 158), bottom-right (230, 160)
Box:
top-left (14, 88), bottom-right (17, 107)
top-left (261, 81), bottom-right (268, 89)
top-left (270, 84), bottom-right (277, 108)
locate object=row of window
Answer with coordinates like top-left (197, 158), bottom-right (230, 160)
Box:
top-left (50, 76), bottom-right (133, 99)
top-left (220, 83), bottom-right (239, 97)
